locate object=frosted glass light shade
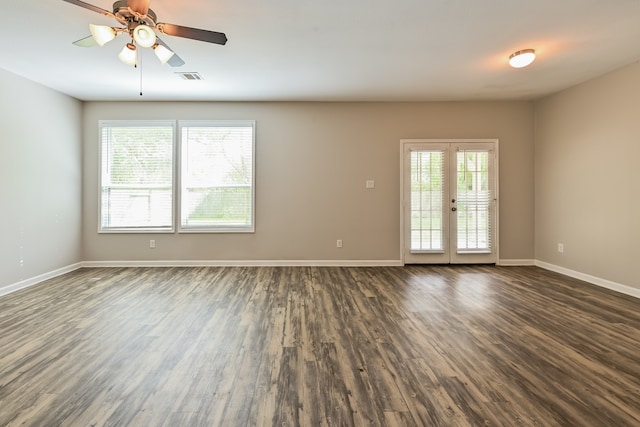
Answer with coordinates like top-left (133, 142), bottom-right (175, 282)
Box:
top-left (509, 49), bottom-right (536, 68)
top-left (153, 44), bottom-right (175, 64)
top-left (118, 43), bottom-right (137, 66)
top-left (89, 24), bottom-right (116, 46)
top-left (133, 25), bottom-right (157, 48)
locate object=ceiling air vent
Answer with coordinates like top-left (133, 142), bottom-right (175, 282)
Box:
top-left (176, 72), bottom-right (203, 81)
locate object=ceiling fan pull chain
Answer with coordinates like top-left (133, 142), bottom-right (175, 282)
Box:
top-left (139, 50), bottom-right (143, 97)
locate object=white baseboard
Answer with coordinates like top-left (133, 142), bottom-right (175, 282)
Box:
top-left (498, 259), bottom-right (536, 266)
top-left (0, 263), bottom-right (83, 297)
top-left (4, 260), bottom-right (637, 301)
top-left (81, 259), bottom-right (404, 268)
top-left (535, 260), bottom-right (640, 299)
top-left (1, 260), bottom-right (401, 298)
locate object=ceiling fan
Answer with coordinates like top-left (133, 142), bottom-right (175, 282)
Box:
top-left (63, 0), bottom-right (227, 67)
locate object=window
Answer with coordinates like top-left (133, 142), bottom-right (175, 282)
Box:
top-left (99, 120), bottom-right (255, 233)
top-left (179, 121), bottom-right (255, 232)
top-left (100, 121), bottom-right (175, 232)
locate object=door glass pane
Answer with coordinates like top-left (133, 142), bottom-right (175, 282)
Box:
top-left (456, 150), bottom-right (491, 252)
top-left (410, 150), bottom-right (444, 251)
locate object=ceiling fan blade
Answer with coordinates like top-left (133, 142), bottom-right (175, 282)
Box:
top-left (127, 0), bottom-right (150, 16)
top-left (73, 35), bottom-right (98, 47)
top-left (157, 23), bottom-right (228, 45)
top-left (155, 38), bottom-right (186, 67)
top-left (61, 0), bottom-right (115, 18)
top-left (166, 53), bottom-right (185, 68)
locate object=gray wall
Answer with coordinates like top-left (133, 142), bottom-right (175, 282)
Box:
top-left (535, 61), bottom-right (640, 291)
top-left (82, 101), bottom-right (535, 263)
top-left (2, 59), bottom-right (638, 295)
top-left (0, 69), bottom-right (83, 291)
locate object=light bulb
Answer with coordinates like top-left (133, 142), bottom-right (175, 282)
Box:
top-left (89, 24), bottom-right (116, 47)
top-left (133, 25), bottom-right (157, 48)
top-left (153, 44), bottom-right (175, 64)
top-left (118, 43), bottom-right (137, 66)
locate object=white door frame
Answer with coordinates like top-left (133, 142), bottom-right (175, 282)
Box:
top-left (400, 139), bottom-right (500, 265)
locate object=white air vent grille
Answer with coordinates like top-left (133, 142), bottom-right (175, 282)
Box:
top-left (176, 72), bottom-right (203, 81)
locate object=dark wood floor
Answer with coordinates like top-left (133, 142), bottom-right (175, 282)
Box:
top-left (0, 266), bottom-right (638, 426)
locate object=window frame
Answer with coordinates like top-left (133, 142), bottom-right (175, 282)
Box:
top-left (177, 120), bottom-right (256, 234)
top-left (97, 119), bottom-right (256, 234)
top-left (98, 120), bottom-right (177, 234)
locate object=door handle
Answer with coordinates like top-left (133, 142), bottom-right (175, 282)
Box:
top-left (451, 207), bottom-right (457, 211)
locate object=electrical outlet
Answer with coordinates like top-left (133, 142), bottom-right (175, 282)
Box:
top-left (150, 239), bottom-right (156, 249)
top-left (557, 243), bottom-right (564, 253)
top-left (336, 239), bottom-right (343, 248)
top-left (366, 180), bottom-right (375, 189)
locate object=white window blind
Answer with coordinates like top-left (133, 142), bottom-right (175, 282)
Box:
top-left (100, 121), bottom-right (175, 232)
top-left (410, 150), bottom-right (445, 252)
top-left (180, 121), bottom-right (255, 232)
top-left (456, 149), bottom-right (492, 253)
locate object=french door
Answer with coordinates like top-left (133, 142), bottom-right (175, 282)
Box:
top-left (401, 140), bottom-right (498, 264)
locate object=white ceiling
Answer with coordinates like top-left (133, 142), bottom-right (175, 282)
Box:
top-left (2, 0), bottom-right (640, 102)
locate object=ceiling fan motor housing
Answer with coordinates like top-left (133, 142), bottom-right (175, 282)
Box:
top-left (113, 0), bottom-right (157, 26)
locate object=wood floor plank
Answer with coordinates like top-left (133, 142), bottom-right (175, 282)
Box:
top-left (0, 265), bottom-right (639, 426)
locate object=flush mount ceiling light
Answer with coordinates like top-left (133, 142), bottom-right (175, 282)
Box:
top-left (509, 49), bottom-right (536, 68)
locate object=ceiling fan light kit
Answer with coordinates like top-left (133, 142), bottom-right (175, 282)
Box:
top-left (63, 0), bottom-right (228, 68)
top-left (152, 43), bottom-right (174, 64)
top-left (118, 42), bottom-right (137, 66)
top-left (89, 23), bottom-right (116, 46)
top-left (133, 24), bottom-right (156, 48)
